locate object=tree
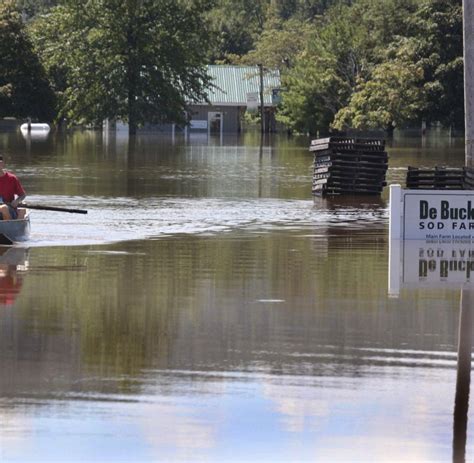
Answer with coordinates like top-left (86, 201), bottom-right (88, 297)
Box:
top-left (266, 0), bottom-right (341, 20)
top-left (277, 4), bottom-right (367, 134)
top-left (332, 47), bottom-right (425, 131)
top-left (332, 0), bottom-right (463, 132)
top-left (209, 0), bottom-right (270, 62)
top-left (275, 0), bottom-right (435, 134)
top-left (208, 0), bottom-right (343, 64)
top-left (410, 0), bottom-right (463, 130)
top-left (242, 10), bottom-right (311, 70)
top-left (0, 0), bottom-right (55, 121)
top-left (32, 0), bottom-right (215, 134)
top-left (15, 0), bottom-right (59, 18)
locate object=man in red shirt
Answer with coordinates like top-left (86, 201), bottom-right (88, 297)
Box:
top-left (0, 156), bottom-right (26, 220)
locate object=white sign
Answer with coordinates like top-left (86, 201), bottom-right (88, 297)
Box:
top-left (247, 92), bottom-right (259, 110)
top-left (388, 239), bottom-right (474, 296)
top-left (390, 185), bottom-right (474, 241)
top-left (190, 120), bottom-right (207, 130)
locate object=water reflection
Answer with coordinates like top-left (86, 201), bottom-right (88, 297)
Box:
top-left (389, 238), bottom-right (474, 462)
top-left (389, 239), bottom-right (474, 296)
top-left (0, 230), bottom-right (465, 461)
top-left (0, 247), bottom-right (28, 306)
top-left (20, 130), bottom-right (50, 143)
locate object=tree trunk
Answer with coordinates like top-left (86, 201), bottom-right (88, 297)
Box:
top-left (127, 54), bottom-right (138, 136)
top-left (126, 13), bottom-right (138, 136)
top-left (386, 124), bottom-right (395, 138)
top-left (128, 93), bottom-right (137, 136)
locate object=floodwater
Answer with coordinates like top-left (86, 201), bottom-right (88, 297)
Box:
top-left (0, 129), bottom-right (470, 462)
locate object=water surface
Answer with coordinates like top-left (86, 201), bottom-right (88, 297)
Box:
top-left (0, 129), bottom-right (470, 462)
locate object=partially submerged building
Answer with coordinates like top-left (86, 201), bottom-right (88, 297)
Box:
top-left (105, 65), bottom-right (282, 135)
top-left (186, 65), bottom-right (281, 135)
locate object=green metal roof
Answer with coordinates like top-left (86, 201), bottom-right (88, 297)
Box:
top-left (203, 65), bottom-right (281, 106)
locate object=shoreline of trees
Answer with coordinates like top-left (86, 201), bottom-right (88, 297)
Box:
top-left (1, 0), bottom-right (464, 136)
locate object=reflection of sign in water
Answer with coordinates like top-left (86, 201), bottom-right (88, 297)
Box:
top-left (389, 239), bottom-right (474, 296)
top-left (390, 185), bottom-right (474, 240)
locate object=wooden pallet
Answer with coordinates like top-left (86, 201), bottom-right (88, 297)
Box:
top-left (310, 137), bottom-right (388, 196)
top-left (406, 166), bottom-right (468, 190)
top-left (313, 170), bottom-right (386, 181)
top-left (313, 178), bottom-right (387, 188)
top-left (312, 184), bottom-right (384, 195)
top-left (310, 137), bottom-right (385, 152)
top-left (315, 149), bottom-right (388, 159)
top-left (314, 160), bottom-right (387, 171)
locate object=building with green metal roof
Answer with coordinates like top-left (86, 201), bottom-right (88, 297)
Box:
top-left (187, 65), bottom-right (281, 134)
top-left (204, 65), bottom-right (280, 106)
top-left (107, 65), bottom-right (282, 134)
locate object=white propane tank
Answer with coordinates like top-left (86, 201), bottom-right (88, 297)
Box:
top-left (20, 122), bottom-right (51, 132)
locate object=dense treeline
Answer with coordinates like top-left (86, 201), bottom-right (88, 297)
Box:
top-left (0, 0), bottom-right (463, 134)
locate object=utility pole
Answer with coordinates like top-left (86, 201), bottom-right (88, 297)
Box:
top-left (258, 64), bottom-right (265, 134)
top-left (464, 0), bottom-right (474, 166)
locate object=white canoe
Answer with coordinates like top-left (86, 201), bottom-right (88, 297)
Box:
top-left (0, 210), bottom-right (31, 245)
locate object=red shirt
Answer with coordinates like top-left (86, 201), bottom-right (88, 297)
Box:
top-left (0, 172), bottom-right (25, 204)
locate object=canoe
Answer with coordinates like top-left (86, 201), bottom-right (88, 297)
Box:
top-left (0, 210), bottom-right (31, 245)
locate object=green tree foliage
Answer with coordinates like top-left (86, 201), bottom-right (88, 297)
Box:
top-left (32, 0), bottom-right (215, 134)
top-left (331, 0), bottom-right (462, 132)
top-left (333, 46), bottom-right (426, 131)
top-left (15, 0), bottom-right (59, 18)
top-left (411, 0), bottom-right (463, 129)
top-left (209, 0), bottom-right (270, 62)
top-left (276, 0), bottom-right (464, 134)
top-left (269, 0), bottom-right (341, 20)
top-left (209, 0), bottom-right (339, 63)
top-left (277, 5), bottom-right (367, 134)
top-left (0, 0), bottom-right (55, 121)
top-left (347, 0), bottom-right (420, 64)
top-left (242, 14), bottom-right (311, 70)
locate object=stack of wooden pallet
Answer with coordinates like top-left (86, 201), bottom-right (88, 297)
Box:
top-left (464, 167), bottom-right (474, 189)
top-left (406, 166), bottom-right (466, 189)
top-left (310, 137), bottom-right (388, 196)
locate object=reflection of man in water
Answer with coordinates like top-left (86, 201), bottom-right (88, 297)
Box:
top-left (0, 263), bottom-right (23, 306)
top-left (0, 155), bottom-right (26, 220)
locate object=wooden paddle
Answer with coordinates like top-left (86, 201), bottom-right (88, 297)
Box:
top-left (19, 203), bottom-right (88, 214)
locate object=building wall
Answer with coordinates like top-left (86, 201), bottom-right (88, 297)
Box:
top-left (188, 105), bottom-right (241, 133)
top-left (105, 105), bottom-right (277, 134)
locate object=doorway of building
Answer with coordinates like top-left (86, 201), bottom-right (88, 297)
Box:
top-left (208, 112), bottom-right (223, 137)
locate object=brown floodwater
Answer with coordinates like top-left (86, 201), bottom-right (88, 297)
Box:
top-left (0, 129), bottom-right (470, 461)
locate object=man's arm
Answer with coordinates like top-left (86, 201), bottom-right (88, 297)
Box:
top-left (11, 194), bottom-right (26, 208)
